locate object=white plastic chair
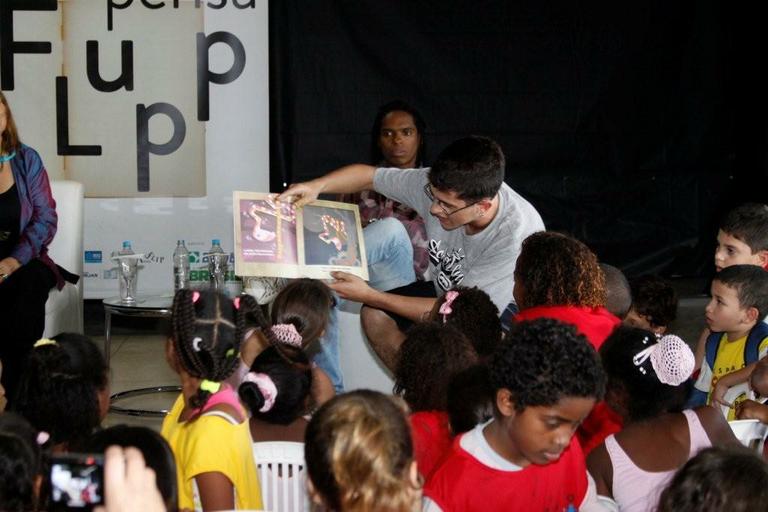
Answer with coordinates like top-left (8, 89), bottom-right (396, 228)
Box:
top-left (43, 180), bottom-right (84, 337)
top-left (252, 441), bottom-right (310, 512)
top-left (729, 419), bottom-right (768, 453)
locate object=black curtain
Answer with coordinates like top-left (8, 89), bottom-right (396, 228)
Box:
top-left (269, 0), bottom-right (768, 277)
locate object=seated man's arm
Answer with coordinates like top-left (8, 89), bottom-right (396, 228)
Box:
top-left (329, 271), bottom-right (436, 322)
top-left (277, 164), bottom-right (376, 207)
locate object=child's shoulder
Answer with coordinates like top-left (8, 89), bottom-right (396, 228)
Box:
top-left (200, 403), bottom-right (247, 425)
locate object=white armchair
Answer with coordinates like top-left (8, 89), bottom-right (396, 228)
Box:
top-left (43, 180), bottom-right (84, 337)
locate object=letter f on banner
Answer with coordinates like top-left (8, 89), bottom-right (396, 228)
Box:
top-left (0, 0), bottom-right (57, 90)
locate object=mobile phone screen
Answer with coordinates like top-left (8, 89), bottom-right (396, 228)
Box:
top-left (49, 454), bottom-right (104, 511)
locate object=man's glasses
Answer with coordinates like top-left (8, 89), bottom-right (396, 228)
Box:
top-left (423, 183), bottom-right (479, 217)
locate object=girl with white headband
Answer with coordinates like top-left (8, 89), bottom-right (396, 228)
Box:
top-left (587, 326), bottom-right (739, 512)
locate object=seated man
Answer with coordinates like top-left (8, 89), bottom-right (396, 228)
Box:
top-left (278, 136), bottom-right (544, 381)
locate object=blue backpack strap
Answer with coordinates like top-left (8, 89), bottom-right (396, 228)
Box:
top-left (744, 321), bottom-right (768, 365)
top-left (685, 331), bottom-right (724, 408)
top-left (704, 330), bottom-right (723, 372)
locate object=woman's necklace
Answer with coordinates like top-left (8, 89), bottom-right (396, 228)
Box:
top-left (0, 151), bottom-right (15, 163)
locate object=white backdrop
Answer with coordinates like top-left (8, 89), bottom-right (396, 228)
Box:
top-left (85, 3), bottom-right (269, 298)
top-left (3, 3), bottom-right (270, 299)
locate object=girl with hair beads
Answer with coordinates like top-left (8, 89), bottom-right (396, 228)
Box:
top-left (427, 286), bottom-right (501, 360)
top-left (12, 333), bottom-right (109, 452)
top-left (161, 289), bottom-right (262, 511)
top-left (587, 326), bottom-right (738, 512)
top-left (305, 390), bottom-right (422, 512)
top-left (394, 323), bottom-right (478, 479)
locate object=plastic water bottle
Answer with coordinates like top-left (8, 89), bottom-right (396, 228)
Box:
top-left (116, 241), bottom-right (138, 303)
top-left (173, 240), bottom-right (190, 292)
top-left (208, 239), bottom-right (228, 292)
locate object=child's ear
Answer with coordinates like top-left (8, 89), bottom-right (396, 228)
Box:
top-left (744, 306), bottom-right (760, 325)
top-left (757, 250), bottom-right (768, 270)
top-left (495, 388), bottom-right (517, 418)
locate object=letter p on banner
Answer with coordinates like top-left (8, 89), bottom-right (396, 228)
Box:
top-left (196, 31), bottom-right (246, 121)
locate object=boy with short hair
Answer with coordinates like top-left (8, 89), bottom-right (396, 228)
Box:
top-left (423, 318), bottom-right (606, 511)
top-left (714, 202), bottom-right (768, 272)
top-left (692, 265), bottom-right (768, 419)
top-left (693, 203), bottom-right (768, 373)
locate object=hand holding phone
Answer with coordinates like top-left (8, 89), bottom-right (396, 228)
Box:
top-left (95, 446), bottom-right (166, 512)
top-left (50, 453), bottom-right (104, 511)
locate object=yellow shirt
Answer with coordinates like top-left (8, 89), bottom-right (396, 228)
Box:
top-left (703, 333), bottom-right (768, 420)
top-left (161, 393), bottom-right (263, 511)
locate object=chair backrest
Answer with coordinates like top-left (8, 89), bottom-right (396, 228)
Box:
top-left (47, 180), bottom-right (84, 276)
top-left (729, 419), bottom-right (768, 453)
top-left (252, 441), bottom-right (310, 512)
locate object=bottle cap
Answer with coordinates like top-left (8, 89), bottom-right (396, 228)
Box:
top-left (122, 241), bottom-right (131, 248)
top-left (212, 239), bottom-right (220, 245)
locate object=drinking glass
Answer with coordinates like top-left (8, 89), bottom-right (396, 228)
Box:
top-left (118, 257), bottom-right (139, 304)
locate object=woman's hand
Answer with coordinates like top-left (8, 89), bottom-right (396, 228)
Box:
top-left (0, 257), bottom-right (21, 281)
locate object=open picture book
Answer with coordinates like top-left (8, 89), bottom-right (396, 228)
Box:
top-left (233, 191), bottom-right (368, 280)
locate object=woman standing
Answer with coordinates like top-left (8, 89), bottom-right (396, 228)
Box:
top-left (0, 92), bottom-right (68, 401)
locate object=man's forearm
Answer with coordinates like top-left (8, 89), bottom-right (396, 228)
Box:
top-left (363, 289), bottom-right (437, 322)
top-left (313, 164), bottom-right (376, 195)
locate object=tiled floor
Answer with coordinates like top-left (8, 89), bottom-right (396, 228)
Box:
top-left (101, 333), bottom-right (178, 430)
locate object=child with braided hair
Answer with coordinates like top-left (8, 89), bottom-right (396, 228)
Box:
top-left (160, 289), bottom-right (262, 511)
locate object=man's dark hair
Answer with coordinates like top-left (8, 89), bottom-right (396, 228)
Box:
top-left (719, 203), bottom-right (768, 253)
top-left (490, 318), bottom-right (605, 411)
top-left (429, 136), bottom-right (504, 201)
top-left (714, 265), bottom-right (768, 320)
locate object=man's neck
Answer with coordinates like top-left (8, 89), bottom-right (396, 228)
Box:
top-left (465, 195), bottom-right (500, 235)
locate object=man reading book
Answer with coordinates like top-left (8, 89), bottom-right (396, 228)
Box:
top-left (278, 136), bottom-right (544, 382)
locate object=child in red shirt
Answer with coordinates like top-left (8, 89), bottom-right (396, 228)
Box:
top-left (394, 322), bottom-right (478, 479)
top-left (424, 318), bottom-right (607, 511)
